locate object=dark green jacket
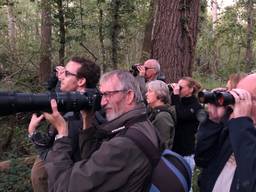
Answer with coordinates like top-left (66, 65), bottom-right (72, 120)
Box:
top-left (45, 105), bottom-right (159, 192)
top-left (148, 104), bottom-right (176, 150)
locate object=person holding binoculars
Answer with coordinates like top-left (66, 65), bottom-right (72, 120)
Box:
top-left (134, 59), bottom-right (161, 98)
top-left (28, 57), bottom-right (101, 192)
top-left (169, 77), bottom-right (203, 175)
top-left (195, 73), bottom-right (256, 192)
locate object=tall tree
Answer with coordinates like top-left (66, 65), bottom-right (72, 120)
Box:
top-left (244, 0), bottom-right (254, 72)
top-left (6, 0), bottom-right (17, 65)
top-left (56, 0), bottom-right (65, 65)
top-left (110, 0), bottom-right (121, 69)
top-left (210, 0), bottom-right (219, 74)
top-left (151, 0), bottom-right (201, 82)
top-left (39, 0), bottom-right (52, 83)
top-left (97, 0), bottom-right (107, 72)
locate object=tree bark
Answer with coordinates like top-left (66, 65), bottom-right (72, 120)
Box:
top-left (244, 0), bottom-right (254, 72)
top-left (97, 0), bottom-right (107, 72)
top-left (110, 0), bottom-right (121, 69)
top-left (57, 0), bottom-right (65, 65)
top-left (151, 0), bottom-right (200, 83)
top-left (6, 0), bottom-right (17, 65)
top-left (39, 0), bottom-right (52, 83)
top-left (141, 0), bottom-right (155, 61)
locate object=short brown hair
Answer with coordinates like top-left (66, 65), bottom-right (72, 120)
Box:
top-left (70, 57), bottom-right (101, 88)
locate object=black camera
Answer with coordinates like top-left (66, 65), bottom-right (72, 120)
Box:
top-left (0, 90), bottom-right (101, 116)
top-left (129, 64), bottom-right (142, 77)
top-left (198, 91), bottom-right (235, 106)
top-left (46, 69), bottom-right (59, 91)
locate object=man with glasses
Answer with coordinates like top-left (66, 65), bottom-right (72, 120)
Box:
top-left (43, 70), bottom-right (159, 191)
top-left (136, 59), bottom-right (161, 97)
top-left (195, 73), bottom-right (256, 192)
top-left (28, 57), bottom-right (101, 192)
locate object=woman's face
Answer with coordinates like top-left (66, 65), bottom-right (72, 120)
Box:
top-left (146, 88), bottom-right (158, 107)
top-left (178, 79), bottom-right (193, 97)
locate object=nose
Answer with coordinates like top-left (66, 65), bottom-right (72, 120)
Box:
top-left (101, 96), bottom-right (108, 107)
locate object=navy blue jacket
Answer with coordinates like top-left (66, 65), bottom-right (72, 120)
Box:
top-left (195, 117), bottom-right (256, 192)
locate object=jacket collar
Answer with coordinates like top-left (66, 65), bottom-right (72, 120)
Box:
top-left (99, 104), bottom-right (147, 134)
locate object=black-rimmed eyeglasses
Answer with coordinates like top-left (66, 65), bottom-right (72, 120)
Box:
top-left (64, 70), bottom-right (77, 77)
top-left (100, 89), bottom-right (127, 98)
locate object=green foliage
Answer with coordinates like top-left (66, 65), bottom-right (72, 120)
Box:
top-left (195, 1), bottom-right (256, 81)
top-left (0, 159), bottom-right (32, 192)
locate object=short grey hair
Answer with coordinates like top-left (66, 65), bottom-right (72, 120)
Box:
top-left (153, 60), bottom-right (160, 74)
top-left (146, 80), bottom-right (170, 104)
top-left (100, 70), bottom-right (143, 104)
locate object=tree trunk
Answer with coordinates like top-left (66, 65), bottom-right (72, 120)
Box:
top-left (244, 0), bottom-right (254, 72)
top-left (110, 0), bottom-right (121, 69)
top-left (211, 0), bottom-right (217, 31)
top-left (97, 0), bottom-right (107, 72)
top-left (151, 0), bottom-right (200, 83)
top-left (6, 0), bottom-right (17, 66)
top-left (141, 0), bottom-right (155, 61)
top-left (39, 0), bottom-right (52, 83)
top-left (210, 0), bottom-right (219, 74)
top-left (57, 0), bottom-right (65, 65)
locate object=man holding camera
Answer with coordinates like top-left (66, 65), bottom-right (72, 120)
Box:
top-left (43, 70), bottom-right (159, 191)
top-left (28, 57), bottom-right (101, 192)
top-left (195, 73), bottom-right (256, 192)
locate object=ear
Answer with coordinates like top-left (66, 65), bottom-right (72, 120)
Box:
top-left (126, 90), bottom-right (135, 105)
top-left (78, 77), bottom-right (86, 88)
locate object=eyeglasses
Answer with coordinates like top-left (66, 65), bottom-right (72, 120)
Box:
top-left (64, 70), bottom-right (77, 77)
top-left (145, 67), bottom-right (155, 71)
top-left (100, 89), bottom-right (127, 98)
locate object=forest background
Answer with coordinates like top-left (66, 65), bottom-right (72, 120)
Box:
top-left (0, 0), bottom-right (255, 191)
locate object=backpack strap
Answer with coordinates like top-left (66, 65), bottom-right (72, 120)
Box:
top-left (125, 127), bottom-right (161, 168)
top-left (125, 128), bottom-right (190, 192)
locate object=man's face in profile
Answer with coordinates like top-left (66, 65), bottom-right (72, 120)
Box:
top-left (100, 75), bottom-right (127, 121)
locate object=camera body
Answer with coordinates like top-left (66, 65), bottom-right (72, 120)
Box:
top-left (0, 90), bottom-right (101, 116)
top-left (198, 91), bottom-right (235, 106)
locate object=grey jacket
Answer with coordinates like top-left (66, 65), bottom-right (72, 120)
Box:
top-left (45, 105), bottom-right (159, 192)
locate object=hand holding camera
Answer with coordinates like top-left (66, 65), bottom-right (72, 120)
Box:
top-left (43, 99), bottom-right (68, 136)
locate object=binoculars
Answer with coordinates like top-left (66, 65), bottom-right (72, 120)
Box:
top-left (198, 91), bottom-right (235, 106)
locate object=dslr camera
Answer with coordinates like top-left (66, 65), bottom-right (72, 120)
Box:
top-left (198, 91), bottom-right (235, 106)
top-left (0, 90), bottom-right (101, 116)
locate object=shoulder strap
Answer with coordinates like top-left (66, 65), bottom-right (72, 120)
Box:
top-left (125, 129), bottom-right (191, 192)
top-left (125, 128), bottom-right (161, 168)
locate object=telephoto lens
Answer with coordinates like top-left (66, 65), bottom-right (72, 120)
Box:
top-left (0, 90), bottom-right (101, 116)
